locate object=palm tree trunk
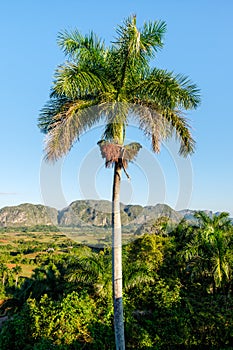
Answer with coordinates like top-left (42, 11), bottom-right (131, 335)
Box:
top-left (112, 161), bottom-right (125, 350)
top-left (15, 275), bottom-right (18, 288)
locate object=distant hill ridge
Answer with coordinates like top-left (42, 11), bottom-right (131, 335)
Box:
top-left (0, 200), bottom-right (230, 228)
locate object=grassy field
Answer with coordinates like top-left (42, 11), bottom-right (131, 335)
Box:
top-left (0, 225), bottom-right (137, 279)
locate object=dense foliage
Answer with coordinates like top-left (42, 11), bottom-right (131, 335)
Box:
top-left (0, 212), bottom-right (233, 349)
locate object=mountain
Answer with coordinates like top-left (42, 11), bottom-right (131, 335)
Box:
top-left (0, 200), bottom-right (181, 228)
top-left (58, 200), bottom-right (113, 227)
top-left (0, 201), bottom-right (231, 228)
top-left (0, 203), bottom-right (58, 227)
top-left (58, 201), bottom-right (182, 227)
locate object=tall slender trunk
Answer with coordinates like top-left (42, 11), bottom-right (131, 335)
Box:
top-left (112, 161), bottom-right (125, 350)
top-left (15, 275), bottom-right (19, 288)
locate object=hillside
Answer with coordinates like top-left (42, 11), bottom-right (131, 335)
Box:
top-left (0, 200), bottom-right (231, 229)
top-left (0, 203), bottom-right (58, 227)
top-left (0, 200), bottom-right (182, 228)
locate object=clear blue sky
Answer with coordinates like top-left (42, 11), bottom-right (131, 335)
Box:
top-left (1, 0), bottom-right (233, 215)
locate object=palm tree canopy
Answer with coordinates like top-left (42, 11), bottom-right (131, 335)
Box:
top-left (183, 212), bottom-right (232, 288)
top-left (38, 15), bottom-right (201, 161)
top-left (194, 211), bottom-right (232, 233)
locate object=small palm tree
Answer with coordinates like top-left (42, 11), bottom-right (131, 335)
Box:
top-left (0, 263), bottom-right (9, 287)
top-left (38, 15), bottom-right (200, 349)
top-left (184, 211), bottom-right (232, 292)
top-left (67, 250), bottom-right (113, 301)
top-left (196, 211), bottom-right (232, 289)
top-left (195, 211), bottom-right (232, 234)
top-left (12, 265), bottom-right (22, 288)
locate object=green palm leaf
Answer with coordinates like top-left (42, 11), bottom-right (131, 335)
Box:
top-left (57, 29), bottom-right (105, 61)
top-left (140, 20), bottom-right (167, 58)
top-left (52, 63), bottom-right (109, 99)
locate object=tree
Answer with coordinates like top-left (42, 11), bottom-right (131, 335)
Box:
top-left (0, 291), bottom-right (114, 350)
top-left (0, 263), bottom-right (9, 287)
top-left (184, 211), bottom-right (232, 292)
top-left (38, 15), bottom-right (200, 349)
top-left (66, 249), bottom-right (113, 304)
top-left (12, 265), bottom-right (22, 288)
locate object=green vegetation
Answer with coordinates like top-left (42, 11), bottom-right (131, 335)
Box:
top-left (0, 212), bottom-right (233, 349)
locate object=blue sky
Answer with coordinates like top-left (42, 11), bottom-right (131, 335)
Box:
top-left (0, 0), bottom-right (233, 215)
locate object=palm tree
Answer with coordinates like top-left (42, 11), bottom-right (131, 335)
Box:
top-left (0, 263), bottom-right (9, 287)
top-left (38, 15), bottom-right (200, 349)
top-left (196, 211), bottom-right (232, 290)
top-left (67, 250), bottom-right (113, 302)
top-left (184, 211), bottom-right (232, 292)
top-left (12, 265), bottom-right (22, 288)
top-left (195, 211), bottom-right (232, 234)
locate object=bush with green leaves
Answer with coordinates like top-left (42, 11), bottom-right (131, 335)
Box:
top-left (0, 291), bottom-right (114, 349)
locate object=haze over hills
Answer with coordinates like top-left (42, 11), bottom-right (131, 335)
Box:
top-left (0, 200), bottom-right (231, 228)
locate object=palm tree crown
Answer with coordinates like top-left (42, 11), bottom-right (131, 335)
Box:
top-left (38, 15), bottom-right (200, 160)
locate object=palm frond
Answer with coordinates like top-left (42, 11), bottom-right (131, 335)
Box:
top-left (123, 261), bottom-right (154, 291)
top-left (194, 211), bottom-right (211, 225)
top-left (213, 212), bottom-right (232, 230)
top-left (38, 96), bottom-right (70, 134)
top-left (129, 67), bottom-right (200, 156)
top-left (140, 20), bottom-right (166, 58)
top-left (163, 110), bottom-right (196, 156)
top-left (109, 17), bottom-right (166, 93)
top-left (173, 73), bottom-right (201, 109)
top-left (135, 68), bottom-right (201, 110)
top-left (67, 253), bottom-right (112, 297)
top-left (114, 16), bottom-right (166, 62)
top-left (134, 101), bottom-right (195, 156)
top-left (212, 250), bottom-right (230, 287)
top-left (112, 15), bottom-right (152, 90)
top-left (114, 15), bottom-right (142, 57)
top-left (195, 211), bottom-right (232, 231)
top-left (132, 103), bottom-right (172, 153)
top-left (52, 62), bottom-right (111, 99)
top-left (124, 142), bottom-right (142, 161)
top-left (43, 99), bottom-right (101, 161)
top-left (57, 29), bottom-right (105, 60)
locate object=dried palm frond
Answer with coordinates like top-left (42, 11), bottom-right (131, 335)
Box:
top-left (98, 141), bottom-right (122, 167)
top-left (43, 99), bottom-right (101, 161)
top-left (132, 102), bottom-right (171, 153)
top-left (98, 140), bottom-right (141, 168)
top-left (124, 142), bottom-right (142, 162)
